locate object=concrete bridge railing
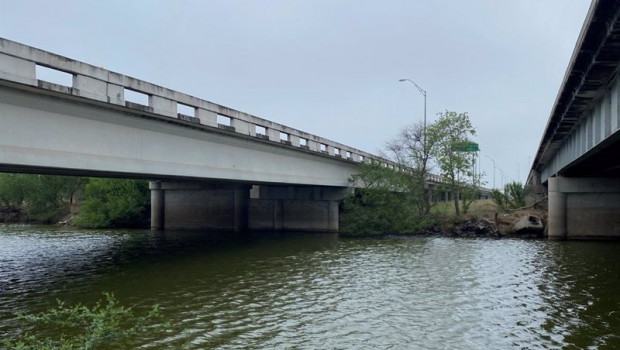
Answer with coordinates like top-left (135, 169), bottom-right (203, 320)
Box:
top-left (0, 37), bottom-right (390, 167)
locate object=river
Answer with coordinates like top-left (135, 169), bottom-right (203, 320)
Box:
top-left (1, 225), bottom-right (620, 349)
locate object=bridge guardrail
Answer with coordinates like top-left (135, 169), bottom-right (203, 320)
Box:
top-left (0, 37), bottom-right (451, 183)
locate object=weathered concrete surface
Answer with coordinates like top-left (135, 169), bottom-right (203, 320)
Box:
top-left (249, 199), bottom-right (338, 232)
top-left (150, 181), bottom-right (165, 230)
top-left (155, 182), bottom-right (250, 232)
top-left (0, 36), bottom-right (382, 172)
top-left (0, 86), bottom-right (359, 187)
top-left (155, 182), bottom-right (346, 232)
top-left (548, 177), bottom-right (620, 239)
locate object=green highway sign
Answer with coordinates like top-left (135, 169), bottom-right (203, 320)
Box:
top-left (453, 141), bottom-right (479, 152)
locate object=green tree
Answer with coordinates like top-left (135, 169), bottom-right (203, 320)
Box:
top-left (0, 174), bottom-right (85, 223)
top-left (25, 175), bottom-right (86, 223)
top-left (0, 173), bottom-right (31, 208)
top-left (427, 111), bottom-right (477, 215)
top-left (3, 293), bottom-right (164, 350)
top-left (491, 181), bottom-right (527, 210)
top-left (74, 178), bottom-right (149, 228)
top-left (343, 162), bottom-right (431, 235)
top-left (384, 121), bottom-right (436, 214)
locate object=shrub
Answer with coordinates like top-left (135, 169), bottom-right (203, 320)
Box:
top-left (491, 181), bottom-right (527, 210)
top-left (342, 163), bottom-right (434, 235)
top-left (74, 178), bottom-right (149, 228)
top-left (3, 293), bottom-right (164, 350)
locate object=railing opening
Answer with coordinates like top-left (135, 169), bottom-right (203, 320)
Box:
top-left (346, 151), bottom-right (352, 159)
top-left (359, 155), bottom-right (365, 162)
top-left (334, 148), bottom-right (341, 156)
top-left (124, 89), bottom-right (149, 106)
top-left (255, 125), bottom-right (266, 135)
top-left (279, 132), bottom-right (291, 145)
top-left (217, 115), bottom-right (235, 131)
top-left (299, 138), bottom-right (308, 148)
top-left (217, 114), bottom-right (231, 126)
top-left (320, 144), bottom-right (327, 153)
top-left (36, 65), bottom-right (72, 86)
top-left (177, 103), bottom-right (195, 117)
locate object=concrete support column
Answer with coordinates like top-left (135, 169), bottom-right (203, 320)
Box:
top-left (328, 201), bottom-right (339, 231)
top-left (234, 184), bottom-right (249, 232)
top-left (248, 185), bottom-right (348, 232)
top-left (149, 181), bottom-right (164, 230)
top-left (546, 176), bottom-right (620, 239)
top-left (547, 177), bottom-right (567, 240)
top-left (274, 200), bottom-right (283, 231)
top-left (153, 181), bottom-right (251, 231)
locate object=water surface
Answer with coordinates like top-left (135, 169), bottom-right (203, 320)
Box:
top-left (1, 225), bottom-right (620, 349)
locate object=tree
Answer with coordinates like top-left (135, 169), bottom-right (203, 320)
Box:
top-left (25, 175), bottom-right (86, 223)
top-left (427, 111), bottom-right (477, 215)
top-left (342, 162), bottom-right (431, 235)
top-left (0, 174), bottom-right (85, 223)
top-left (383, 121), bottom-right (436, 214)
top-left (0, 173), bottom-right (31, 208)
top-left (74, 178), bottom-right (149, 228)
top-left (491, 181), bottom-right (528, 210)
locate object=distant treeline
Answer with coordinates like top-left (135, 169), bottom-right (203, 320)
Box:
top-left (0, 174), bottom-right (149, 228)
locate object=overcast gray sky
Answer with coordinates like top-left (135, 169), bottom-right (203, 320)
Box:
top-left (0, 0), bottom-right (591, 187)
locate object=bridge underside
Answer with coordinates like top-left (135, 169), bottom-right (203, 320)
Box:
top-left (538, 90), bottom-right (620, 240)
top-left (544, 129), bottom-right (620, 240)
top-left (150, 181), bottom-right (349, 232)
top-left (559, 131), bottom-right (620, 178)
top-left (547, 176), bottom-right (620, 240)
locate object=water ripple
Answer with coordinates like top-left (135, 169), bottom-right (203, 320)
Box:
top-left (2, 227), bottom-right (620, 349)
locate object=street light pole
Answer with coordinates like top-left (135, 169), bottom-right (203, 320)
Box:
top-left (498, 168), bottom-right (505, 189)
top-left (484, 155), bottom-right (496, 189)
top-left (399, 78), bottom-right (430, 211)
top-left (399, 79), bottom-right (427, 147)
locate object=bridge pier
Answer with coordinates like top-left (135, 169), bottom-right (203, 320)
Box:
top-left (149, 182), bottom-right (350, 232)
top-left (249, 185), bottom-right (349, 232)
top-left (149, 181), bottom-right (251, 232)
top-left (150, 181), bottom-right (165, 230)
top-left (548, 177), bottom-right (620, 239)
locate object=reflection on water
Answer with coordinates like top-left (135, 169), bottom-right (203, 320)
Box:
top-left (1, 225), bottom-right (620, 349)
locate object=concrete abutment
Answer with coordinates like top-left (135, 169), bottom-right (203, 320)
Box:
top-left (149, 181), bottom-right (350, 232)
top-left (547, 177), bottom-right (620, 239)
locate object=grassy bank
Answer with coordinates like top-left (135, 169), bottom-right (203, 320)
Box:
top-left (341, 198), bottom-right (547, 238)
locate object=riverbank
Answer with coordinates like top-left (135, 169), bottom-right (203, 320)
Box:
top-left (340, 199), bottom-right (548, 239)
top-left (0, 207), bottom-right (23, 223)
top-left (2, 198), bottom-right (547, 237)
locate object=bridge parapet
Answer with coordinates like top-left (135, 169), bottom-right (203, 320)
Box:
top-left (0, 37), bottom-right (400, 169)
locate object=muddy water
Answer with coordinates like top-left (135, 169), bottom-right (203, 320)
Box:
top-left (1, 225), bottom-right (619, 349)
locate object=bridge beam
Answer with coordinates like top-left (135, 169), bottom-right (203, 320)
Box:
top-left (548, 177), bottom-right (620, 239)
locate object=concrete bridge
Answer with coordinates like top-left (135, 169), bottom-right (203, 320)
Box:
top-left (528, 0), bottom-right (620, 239)
top-left (0, 37), bottom-right (450, 232)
